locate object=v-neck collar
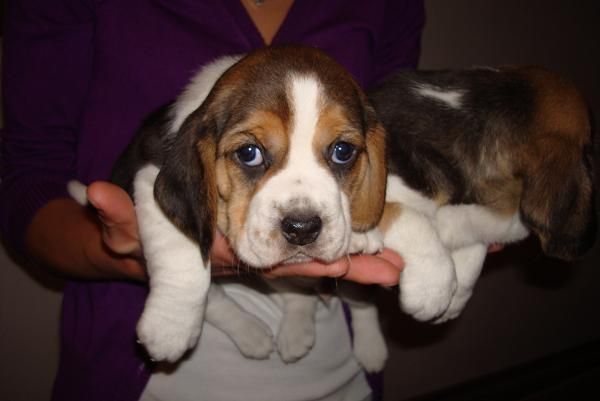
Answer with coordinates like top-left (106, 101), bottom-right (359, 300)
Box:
top-left (223, 0), bottom-right (303, 48)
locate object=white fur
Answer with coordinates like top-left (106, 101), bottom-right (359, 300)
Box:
top-left (205, 285), bottom-right (274, 359)
top-left (384, 174), bottom-right (531, 321)
top-left (434, 243), bottom-right (488, 323)
top-left (348, 303), bottom-right (388, 372)
top-left (275, 291), bottom-right (319, 363)
top-left (436, 203), bottom-right (529, 249)
top-left (134, 164), bottom-right (211, 361)
top-left (168, 55), bottom-right (242, 135)
top-left (414, 83), bottom-right (464, 109)
top-left (349, 228), bottom-right (384, 255)
top-left (235, 74), bottom-right (353, 267)
top-left (66, 180), bottom-right (88, 206)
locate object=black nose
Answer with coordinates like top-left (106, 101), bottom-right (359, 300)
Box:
top-left (281, 215), bottom-right (322, 246)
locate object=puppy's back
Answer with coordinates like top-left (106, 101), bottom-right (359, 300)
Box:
top-left (370, 66), bottom-right (596, 260)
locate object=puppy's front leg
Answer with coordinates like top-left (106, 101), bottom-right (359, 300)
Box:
top-left (382, 203), bottom-right (457, 321)
top-left (134, 165), bottom-right (211, 362)
top-left (205, 284), bottom-right (274, 359)
top-left (434, 243), bottom-right (488, 323)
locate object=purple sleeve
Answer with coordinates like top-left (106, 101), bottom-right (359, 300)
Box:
top-left (0, 1), bottom-right (95, 254)
top-left (370, 0), bottom-right (425, 86)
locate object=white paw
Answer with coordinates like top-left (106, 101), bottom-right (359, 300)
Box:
top-left (349, 229), bottom-right (384, 255)
top-left (277, 319), bottom-right (315, 363)
top-left (136, 302), bottom-right (203, 362)
top-left (229, 316), bottom-right (274, 359)
top-left (353, 328), bottom-right (388, 373)
top-left (398, 256), bottom-right (457, 322)
top-left (433, 289), bottom-right (473, 324)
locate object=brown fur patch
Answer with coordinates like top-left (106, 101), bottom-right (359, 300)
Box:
top-left (516, 67), bottom-right (591, 145)
top-left (350, 123), bottom-right (387, 231)
top-left (314, 103), bottom-right (363, 150)
top-left (196, 136), bottom-right (218, 236)
top-left (378, 202), bottom-right (403, 234)
top-left (214, 109), bottom-right (291, 243)
top-left (511, 67), bottom-right (595, 258)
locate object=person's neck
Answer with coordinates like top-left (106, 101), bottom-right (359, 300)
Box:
top-left (240, 0), bottom-right (294, 45)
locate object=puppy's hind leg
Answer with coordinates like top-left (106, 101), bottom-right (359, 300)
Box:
top-left (340, 283), bottom-right (388, 373)
top-left (205, 284), bottom-right (274, 359)
top-left (274, 291), bottom-right (318, 363)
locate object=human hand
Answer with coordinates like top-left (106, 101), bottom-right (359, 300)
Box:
top-left (488, 243), bottom-right (504, 253)
top-left (87, 183), bottom-right (504, 286)
top-left (210, 231), bottom-right (403, 286)
top-left (86, 181), bottom-right (147, 281)
top-left (260, 248), bottom-right (404, 286)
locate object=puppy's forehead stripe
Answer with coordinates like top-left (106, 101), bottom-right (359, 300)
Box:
top-left (287, 74), bottom-right (323, 168)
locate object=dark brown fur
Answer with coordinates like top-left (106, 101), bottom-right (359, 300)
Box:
top-left (369, 66), bottom-right (596, 260)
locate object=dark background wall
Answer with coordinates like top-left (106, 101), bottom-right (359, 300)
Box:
top-left (382, 1), bottom-right (600, 399)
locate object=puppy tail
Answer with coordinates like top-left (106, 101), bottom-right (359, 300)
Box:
top-left (67, 180), bottom-right (89, 206)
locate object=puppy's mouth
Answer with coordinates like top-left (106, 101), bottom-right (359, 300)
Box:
top-left (281, 252), bottom-right (316, 265)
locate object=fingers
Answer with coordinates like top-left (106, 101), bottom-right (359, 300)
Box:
top-left (210, 232), bottom-right (239, 268)
top-left (87, 181), bottom-right (142, 257)
top-left (343, 248), bottom-right (403, 286)
top-left (488, 243), bottom-right (505, 253)
top-left (263, 258), bottom-right (351, 280)
top-left (264, 248), bottom-right (404, 286)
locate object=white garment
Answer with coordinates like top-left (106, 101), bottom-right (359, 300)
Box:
top-left (140, 281), bottom-right (371, 401)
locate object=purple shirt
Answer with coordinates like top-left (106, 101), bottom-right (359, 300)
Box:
top-left (0, 1), bottom-right (424, 400)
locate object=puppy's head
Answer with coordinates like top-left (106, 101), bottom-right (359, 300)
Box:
top-left (155, 46), bottom-right (386, 267)
top-left (515, 67), bottom-right (597, 260)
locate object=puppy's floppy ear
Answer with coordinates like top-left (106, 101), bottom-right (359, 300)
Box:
top-left (351, 120), bottom-right (388, 231)
top-left (154, 113), bottom-right (218, 262)
top-left (520, 134), bottom-right (596, 261)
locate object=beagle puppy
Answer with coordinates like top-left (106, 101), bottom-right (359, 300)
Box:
top-left (90, 45), bottom-right (388, 367)
top-left (369, 66), bottom-right (596, 323)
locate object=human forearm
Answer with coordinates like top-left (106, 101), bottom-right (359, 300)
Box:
top-left (25, 197), bottom-right (145, 281)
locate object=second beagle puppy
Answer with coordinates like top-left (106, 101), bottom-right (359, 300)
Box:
top-left (370, 66), bottom-right (596, 323)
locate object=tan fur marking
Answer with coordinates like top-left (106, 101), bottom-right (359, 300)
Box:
top-left (350, 124), bottom-right (387, 231)
top-left (196, 136), bottom-right (218, 236)
top-left (312, 101), bottom-right (387, 231)
top-left (518, 67), bottom-right (591, 144)
top-left (215, 109), bottom-right (291, 245)
top-left (433, 191), bottom-right (451, 207)
top-left (314, 103), bottom-right (363, 152)
top-left (378, 202), bottom-right (402, 235)
top-left (477, 178), bottom-right (522, 215)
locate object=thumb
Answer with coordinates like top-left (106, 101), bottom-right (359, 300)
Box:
top-left (87, 181), bottom-right (142, 257)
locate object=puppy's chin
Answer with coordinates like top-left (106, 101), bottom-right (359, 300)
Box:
top-left (281, 253), bottom-right (315, 265)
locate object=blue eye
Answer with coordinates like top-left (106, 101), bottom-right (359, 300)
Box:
top-left (236, 144), bottom-right (264, 167)
top-left (330, 141), bottom-right (357, 164)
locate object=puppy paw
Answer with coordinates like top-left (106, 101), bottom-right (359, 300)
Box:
top-left (349, 229), bottom-right (384, 255)
top-left (398, 256), bottom-right (457, 322)
top-left (228, 316), bottom-right (274, 359)
top-left (433, 289), bottom-right (473, 324)
top-left (137, 302), bottom-right (203, 362)
top-left (353, 328), bottom-right (388, 373)
top-left (277, 319), bottom-right (315, 363)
